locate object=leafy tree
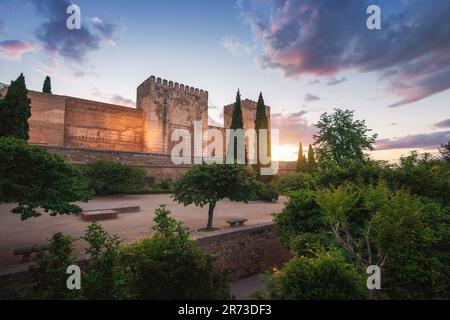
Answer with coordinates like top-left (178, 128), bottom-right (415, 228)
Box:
top-left (228, 89), bottom-right (245, 163)
top-left (296, 142), bottom-right (307, 171)
top-left (0, 73), bottom-right (31, 140)
top-left (0, 137), bottom-right (92, 220)
top-left (42, 76), bottom-right (52, 94)
top-left (273, 171), bottom-right (317, 195)
top-left (314, 109), bottom-right (377, 164)
top-left (254, 249), bottom-right (366, 300)
top-left (307, 144), bottom-right (316, 170)
top-left (121, 204), bottom-right (230, 299)
top-left (80, 160), bottom-right (146, 196)
top-left (254, 92), bottom-right (270, 171)
top-left (438, 141), bottom-right (450, 163)
top-left (172, 163), bottom-right (257, 230)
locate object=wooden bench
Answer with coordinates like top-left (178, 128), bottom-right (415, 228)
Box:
top-left (14, 244), bottom-right (49, 263)
top-left (81, 210), bottom-right (118, 222)
top-left (226, 218), bottom-right (248, 227)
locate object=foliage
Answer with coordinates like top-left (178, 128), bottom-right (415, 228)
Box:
top-left (228, 89), bottom-right (244, 163)
top-left (252, 180), bottom-right (279, 202)
top-left (255, 92), bottom-right (270, 170)
top-left (439, 140), bottom-right (450, 163)
top-left (82, 223), bottom-right (130, 300)
top-left (0, 73), bottom-right (31, 140)
top-left (121, 204), bottom-right (230, 299)
top-left (253, 249), bottom-right (366, 300)
top-left (159, 179), bottom-right (173, 190)
top-left (307, 144), bottom-right (316, 170)
top-left (42, 76), bottom-right (52, 94)
top-left (172, 163), bottom-right (258, 229)
top-left (80, 160), bottom-right (146, 196)
top-left (274, 189), bottom-right (328, 251)
top-left (314, 109), bottom-right (377, 164)
top-left (0, 137), bottom-right (92, 220)
top-left (30, 233), bottom-right (78, 300)
top-left (273, 171), bottom-right (317, 195)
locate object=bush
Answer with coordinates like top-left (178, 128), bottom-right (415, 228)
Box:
top-left (121, 205), bottom-right (230, 299)
top-left (253, 249), bottom-right (366, 300)
top-left (252, 181), bottom-right (279, 202)
top-left (81, 160), bottom-right (146, 196)
top-left (159, 179), bottom-right (172, 190)
top-left (273, 172), bottom-right (317, 195)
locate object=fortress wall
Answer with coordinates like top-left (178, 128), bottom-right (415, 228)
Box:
top-left (27, 91), bottom-right (67, 147)
top-left (43, 146), bottom-right (192, 181)
top-left (63, 97), bottom-right (144, 152)
top-left (137, 76), bottom-right (209, 154)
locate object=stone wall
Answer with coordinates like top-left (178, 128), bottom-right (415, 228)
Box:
top-left (64, 97), bottom-right (143, 152)
top-left (44, 146), bottom-right (192, 181)
top-left (196, 223), bottom-right (291, 281)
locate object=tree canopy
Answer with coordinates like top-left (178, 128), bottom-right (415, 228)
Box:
top-left (42, 76), bottom-right (52, 94)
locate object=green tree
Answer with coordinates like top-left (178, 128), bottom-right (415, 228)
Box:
top-left (254, 92), bottom-right (270, 171)
top-left (42, 76), bottom-right (52, 94)
top-left (228, 89), bottom-right (245, 163)
top-left (307, 144), bottom-right (316, 170)
top-left (0, 73), bottom-right (31, 140)
top-left (438, 141), bottom-right (450, 163)
top-left (0, 137), bottom-right (92, 220)
top-left (314, 109), bottom-right (377, 165)
top-left (296, 142), bottom-right (307, 171)
top-left (172, 163), bottom-right (257, 230)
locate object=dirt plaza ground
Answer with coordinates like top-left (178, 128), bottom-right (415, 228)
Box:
top-left (0, 194), bottom-right (286, 273)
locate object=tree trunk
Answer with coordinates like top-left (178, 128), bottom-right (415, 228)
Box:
top-left (207, 202), bottom-right (216, 230)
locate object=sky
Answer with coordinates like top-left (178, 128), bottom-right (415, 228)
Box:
top-left (0, 0), bottom-right (449, 161)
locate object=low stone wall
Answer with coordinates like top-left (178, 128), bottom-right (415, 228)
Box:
top-left (196, 223), bottom-right (291, 281)
top-left (0, 223), bottom-right (290, 298)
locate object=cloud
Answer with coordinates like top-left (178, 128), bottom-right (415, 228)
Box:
top-left (0, 20), bottom-right (6, 34)
top-left (271, 110), bottom-right (317, 145)
top-left (326, 77), bottom-right (346, 86)
top-left (208, 116), bottom-right (223, 127)
top-left (304, 93), bottom-right (320, 102)
top-left (31, 0), bottom-right (119, 63)
top-left (433, 119), bottom-right (450, 129)
top-left (242, 0), bottom-right (450, 107)
top-left (0, 40), bottom-right (35, 61)
top-left (91, 87), bottom-right (135, 107)
top-left (221, 35), bottom-right (251, 56)
top-left (376, 131), bottom-right (450, 150)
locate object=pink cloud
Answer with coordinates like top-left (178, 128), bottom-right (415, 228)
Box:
top-left (0, 40), bottom-right (35, 61)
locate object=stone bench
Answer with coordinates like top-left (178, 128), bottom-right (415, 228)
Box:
top-left (14, 244), bottom-right (49, 263)
top-left (81, 210), bottom-right (118, 222)
top-left (226, 218), bottom-right (248, 227)
top-left (83, 206), bottom-right (140, 214)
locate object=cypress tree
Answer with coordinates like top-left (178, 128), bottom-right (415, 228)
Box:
top-left (42, 76), bottom-right (52, 94)
top-left (0, 73), bottom-right (31, 140)
top-left (229, 89), bottom-right (245, 163)
top-left (296, 142), bottom-right (307, 171)
top-left (254, 92), bottom-right (271, 164)
top-left (307, 144), bottom-right (316, 170)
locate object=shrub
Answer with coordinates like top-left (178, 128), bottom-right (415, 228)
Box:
top-left (159, 179), bottom-right (172, 190)
top-left (81, 160), bottom-right (146, 196)
top-left (121, 205), bottom-right (230, 299)
top-left (273, 172), bottom-right (317, 195)
top-left (253, 249), bottom-right (366, 300)
top-left (253, 181), bottom-right (279, 202)
top-left (30, 233), bottom-right (79, 300)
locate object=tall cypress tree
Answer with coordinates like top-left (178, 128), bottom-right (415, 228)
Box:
top-left (296, 142), bottom-right (307, 171)
top-left (229, 89), bottom-right (245, 163)
top-left (307, 144), bottom-right (316, 170)
top-left (254, 92), bottom-right (270, 165)
top-left (42, 76), bottom-right (52, 94)
top-left (0, 73), bottom-right (31, 140)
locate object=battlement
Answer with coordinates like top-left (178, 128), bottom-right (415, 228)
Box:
top-left (137, 75), bottom-right (208, 102)
top-left (224, 98), bottom-right (270, 110)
